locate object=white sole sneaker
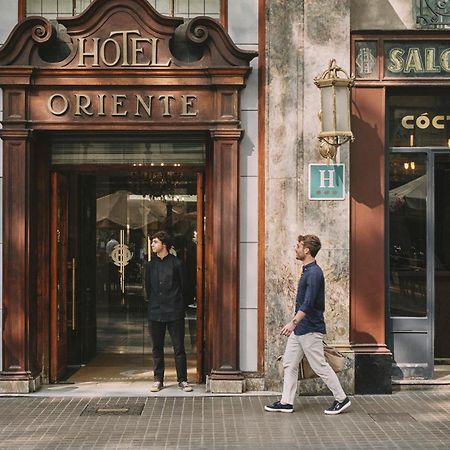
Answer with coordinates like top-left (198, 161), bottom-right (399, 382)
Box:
top-left (324, 399), bottom-right (351, 415)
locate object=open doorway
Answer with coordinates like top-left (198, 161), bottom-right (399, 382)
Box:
top-left (50, 169), bottom-right (204, 384)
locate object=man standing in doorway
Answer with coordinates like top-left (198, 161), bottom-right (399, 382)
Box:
top-left (265, 234), bottom-right (351, 414)
top-left (146, 231), bottom-right (193, 392)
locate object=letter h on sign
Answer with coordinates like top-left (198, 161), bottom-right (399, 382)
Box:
top-left (308, 164), bottom-right (345, 200)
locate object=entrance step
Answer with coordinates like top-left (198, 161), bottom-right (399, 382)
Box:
top-left (393, 364), bottom-right (450, 391)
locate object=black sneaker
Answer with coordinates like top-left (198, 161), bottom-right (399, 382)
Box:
top-left (324, 397), bottom-right (351, 415)
top-left (264, 401), bottom-right (294, 413)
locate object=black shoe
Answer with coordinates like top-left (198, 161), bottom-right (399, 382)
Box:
top-left (264, 401), bottom-right (294, 413)
top-left (324, 397), bottom-right (351, 415)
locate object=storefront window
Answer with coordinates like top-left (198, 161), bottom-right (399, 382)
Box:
top-left (388, 90), bottom-right (450, 147)
top-left (25, 0), bottom-right (221, 19)
top-left (389, 153), bottom-right (427, 317)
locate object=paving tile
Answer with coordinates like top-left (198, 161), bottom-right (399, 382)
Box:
top-left (1, 392), bottom-right (450, 448)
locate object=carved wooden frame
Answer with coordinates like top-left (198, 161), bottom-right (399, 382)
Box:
top-left (0, 0), bottom-right (256, 384)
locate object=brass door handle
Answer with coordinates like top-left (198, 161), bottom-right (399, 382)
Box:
top-left (72, 257), bottom-right (76, 331)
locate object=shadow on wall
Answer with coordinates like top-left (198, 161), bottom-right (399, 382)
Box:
top-left (351, 113), bottom-right (384, 209)
top-left (350, 0), bottom-right (410, 30)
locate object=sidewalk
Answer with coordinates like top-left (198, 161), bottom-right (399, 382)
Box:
top-left (1, 389), bottom-right (450, 449)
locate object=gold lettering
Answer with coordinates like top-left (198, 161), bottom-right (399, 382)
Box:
top-left (135, 95), bottom-right (154, 116)
top-left (404, 48), bottom-right (424, 73)
top-left (401, 115), bottom-right (414, 129)
top-left (48, 94), bottom-right (69, 116)
top-left (131, 38), bottom-right (152, 66)
top-left (109, 30), bottom-right (140, 66)
top-left (432, 115), bottom-right (445, 129)
top-left (75, 94), bottom-right (93, 116)
top-left (416, 114), bottom-right (430, 129)
top-left (388, 48), bottom-right (404, 73)
top-left (78, 38), bottom-right (100, 67)
top-left (151, 38), bottom-right (171, 67)
top-left (112, 94), bottom-right (128, 116)
top-left (441, 49), bottom-right (450, 72)
top-left (98, 94), bottom-right (106, 116)
top-left (100, 38), bottom-right (121, 67)
top-left (180, 95), bottom-right (198, 116)
top-left (425, 48), bottom-right (440, 73)
top-left (159, 95), bottom-right (175, 116)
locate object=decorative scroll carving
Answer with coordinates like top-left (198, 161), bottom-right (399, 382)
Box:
top-left (0, 0), bottom-right (257, 69)
top-left (0, 17), bottom-right (55, 65)
top-left (416, 0), bottom-right (450, 28)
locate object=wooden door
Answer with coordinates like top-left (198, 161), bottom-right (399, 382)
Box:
top-left (50, 172), bottom-right (69, 382)
top-left (196, 172), bottom-right (205, 382)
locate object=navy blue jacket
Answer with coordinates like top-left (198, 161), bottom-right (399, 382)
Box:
top-left (294, 260), bottom-right (326, 335)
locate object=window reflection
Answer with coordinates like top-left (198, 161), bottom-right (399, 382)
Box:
top-left (389, 153), bottom-right (427, 317)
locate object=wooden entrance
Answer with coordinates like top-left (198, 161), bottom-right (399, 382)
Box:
top-left (0, 0), bottom-right (256, 389)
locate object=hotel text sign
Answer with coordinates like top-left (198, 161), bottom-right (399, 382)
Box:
top-left (385, 41), bottom-right (450, 77)
top-left (77, 30), bottom-right (171, 68)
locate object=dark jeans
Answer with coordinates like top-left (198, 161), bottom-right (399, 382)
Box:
top-left (149, 318), bottom-right (187, 383)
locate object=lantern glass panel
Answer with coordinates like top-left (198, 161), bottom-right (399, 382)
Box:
top-left (321, 85), bottom-right (335, 133)
top-left (336, 86), bottom-right (350, 132)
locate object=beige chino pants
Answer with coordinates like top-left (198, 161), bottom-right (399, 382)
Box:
top-left (280, 332), bottom-right (346, 406)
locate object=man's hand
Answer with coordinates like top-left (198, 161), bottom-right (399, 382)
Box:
top-left (280, 321), bottom-right (296, 337)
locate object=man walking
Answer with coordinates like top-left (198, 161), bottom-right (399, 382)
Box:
top-left (146, 231), bottom-right (193, 392)
top-left (265, 234), bottom-right (351, 414)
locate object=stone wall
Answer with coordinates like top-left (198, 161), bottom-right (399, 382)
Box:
top-left (265, 0), bottom-right (351, 391)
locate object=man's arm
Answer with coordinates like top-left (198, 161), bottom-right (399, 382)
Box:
top-left (280, 310), bottom-right (306, 336)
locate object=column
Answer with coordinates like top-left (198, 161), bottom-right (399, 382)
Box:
top-left (209, 129), bottom-right (244, 392)
top-left (0, 85), bottom-right (39, 393)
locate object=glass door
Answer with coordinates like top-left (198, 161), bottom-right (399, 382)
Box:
top-left (433, 154), bottom-right (450, 363)
top-left (389, 150), bottom-right (450, 378)
top-left (56, 170), bottom-right (203, 383)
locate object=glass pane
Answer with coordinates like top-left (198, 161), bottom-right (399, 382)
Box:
top-left (95, 171), bottom-right (198, 376)
top-left (51, 138), bottom-right (206, 166)
top-left (75, 0), bottom-right (93, 14)
top-left (389, 89), bottom-right (450, 147)
top-left (389, 153), bottom-right (427, 317)
top-left (205, 0), bottom-right (220, 14)
top-left (434, 154), bottom-right (450, 358)
top-left (321, 86), bottom-right (334, 132)
top-left (27, 0), bottom-right (43, 15)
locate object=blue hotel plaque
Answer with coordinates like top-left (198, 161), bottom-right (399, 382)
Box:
top-left (308, 164), bottom-right (345, 201)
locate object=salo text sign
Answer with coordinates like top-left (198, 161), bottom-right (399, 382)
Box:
top-left (385, 42), bottom-right (450, 77)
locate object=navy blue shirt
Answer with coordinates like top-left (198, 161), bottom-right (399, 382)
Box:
top-left (145, 254), bottom-right (187, 322)
top-left (294, 260), bottom-right (326, 335)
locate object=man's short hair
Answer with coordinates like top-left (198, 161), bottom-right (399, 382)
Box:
top-left (298, 234), bottom-right (321, 257)
top-left (152, 230), bottom-right (173, 251)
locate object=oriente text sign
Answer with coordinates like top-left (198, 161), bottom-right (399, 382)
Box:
top-left (47, 92), bottom-right (199, 118)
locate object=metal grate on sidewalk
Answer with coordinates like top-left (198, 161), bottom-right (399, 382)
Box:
top-left (80, 401), bottom-right (145, 416)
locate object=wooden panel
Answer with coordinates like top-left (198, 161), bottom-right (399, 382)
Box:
top-left (35, 134), bottom-right (51, 381)
top-left (210, 131), bottom-right (240, 371)
top-left (50, 173), bottom-right (69, 382)
top-left (350, 87), bottom-right (386, 348)
top-left (1, 135), bottom-right (31, 376)
top-left (196, 172), bottom-right (205, 382)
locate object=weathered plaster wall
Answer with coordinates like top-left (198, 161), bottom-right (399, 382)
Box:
top-left (265, 0), bottom-right (351, 391)
top-left (351, 0), bottom-right (415, 30)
